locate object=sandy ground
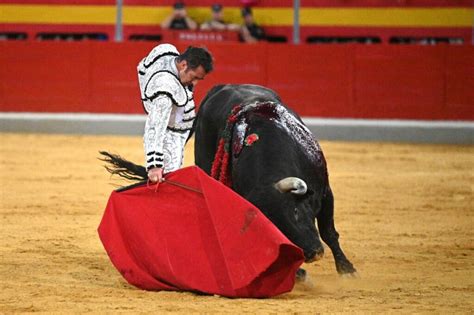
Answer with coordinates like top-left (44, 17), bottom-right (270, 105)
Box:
top-left (0, 133), bottom-right (473, 313)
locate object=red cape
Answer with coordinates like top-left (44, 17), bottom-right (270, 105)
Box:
top-left (98, 166), bottom-right (304, 298)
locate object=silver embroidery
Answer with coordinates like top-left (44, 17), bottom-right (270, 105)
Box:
top-left (168, 98), bottom-right (195, 131)
top-left (144, 72), bottom-right (187, 106)
top-left (162, 130), bottom-right (190, 173)
top-left (143, 43), bottom-right (179, 68)
top-left (139, 43), bottom-right (196, 171)
top-left (143, 95), bottom-right (172, 169)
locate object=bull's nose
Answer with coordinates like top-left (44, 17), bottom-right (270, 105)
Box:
top-left (304, 247), bottom-right (324, 263)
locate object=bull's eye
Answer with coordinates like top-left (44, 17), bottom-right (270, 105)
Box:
top-left (294, 208), bottom-right (299, 221)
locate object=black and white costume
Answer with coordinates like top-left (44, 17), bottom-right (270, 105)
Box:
top-left (137, 44), bottom-right (195, 173)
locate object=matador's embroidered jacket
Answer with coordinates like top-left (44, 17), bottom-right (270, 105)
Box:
top-left (137, 44), bottom-right (195, 172)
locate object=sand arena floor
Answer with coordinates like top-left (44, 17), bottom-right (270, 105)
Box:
top-left (0, 133), bottom-right (473, 313)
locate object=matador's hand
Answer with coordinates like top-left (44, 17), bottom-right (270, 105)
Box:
top-left (148, 167), bottom-right (163, 183)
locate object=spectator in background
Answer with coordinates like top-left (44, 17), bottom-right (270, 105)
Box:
top-left (161, 2), bottom-right (198, 30)
top-left (200, 4), bottom-right (240, 31)
top-left (240, 7), bottom-right (265, 43)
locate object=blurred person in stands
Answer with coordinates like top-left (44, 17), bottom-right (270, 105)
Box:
top-left (200, 3), bottom-right (240, 31)
top-left (137, 44), bottom-right (213, 183)
top-left (161, 2), bottom-right (198, 30)
top-left (240, 7), bottom-right (265, 43)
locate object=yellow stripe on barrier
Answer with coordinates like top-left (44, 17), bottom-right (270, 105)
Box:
top-left (298, 8), bottom-right (473, 27)
top-left (122, 6), bottom-right (169, 25)
top-left (0, 5), bottom-right (472, 27)
top-left (0, 5), bottom-right (116, 25)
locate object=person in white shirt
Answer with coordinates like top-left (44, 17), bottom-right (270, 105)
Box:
top-left (137, 44), bottom-right (213, 183)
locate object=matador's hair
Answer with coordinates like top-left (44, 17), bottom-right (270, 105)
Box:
top-left (177, 46), bottom-right (214, 73)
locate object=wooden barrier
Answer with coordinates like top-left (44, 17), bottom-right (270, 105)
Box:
top-left (0, 41), bottom-right (472, 120)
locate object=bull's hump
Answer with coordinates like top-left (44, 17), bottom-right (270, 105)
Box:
top-left (272, 105), bottom-right (323, 164)
top-left (229, 84), bottom-right (279, 101)
top-left (244, 102), bottom-right (323, 165)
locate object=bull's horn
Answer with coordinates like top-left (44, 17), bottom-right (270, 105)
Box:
top-left (274, 177), bottom-right (307, 195)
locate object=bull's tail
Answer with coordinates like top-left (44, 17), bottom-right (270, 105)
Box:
top-left (99, 151), bottom-right (147, 181)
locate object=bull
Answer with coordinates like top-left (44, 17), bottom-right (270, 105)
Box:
top-left (194, 84), bottom-right (357, 277)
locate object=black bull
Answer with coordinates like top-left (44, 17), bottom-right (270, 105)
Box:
top-left (194, 84), bottom-right (356, 276)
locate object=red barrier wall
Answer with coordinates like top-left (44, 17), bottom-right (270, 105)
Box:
top-left (0, 41), bottom-right (472, 120)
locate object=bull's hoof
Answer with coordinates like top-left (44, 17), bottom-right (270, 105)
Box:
top-left (304, 247), bottom-right (324, 263)
top-left (295, 268), bottom-right (307, 281)
top-left (336, 260), bottom-right (358, 277)
top-left (314, 250), bottom-right (324, 261)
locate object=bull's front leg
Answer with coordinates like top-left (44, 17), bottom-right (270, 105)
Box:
top-left (317, 187), bottom-right (358, 276)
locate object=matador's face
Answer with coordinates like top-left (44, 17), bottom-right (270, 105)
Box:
top-left (177, 60), bottom-right (207, 88)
